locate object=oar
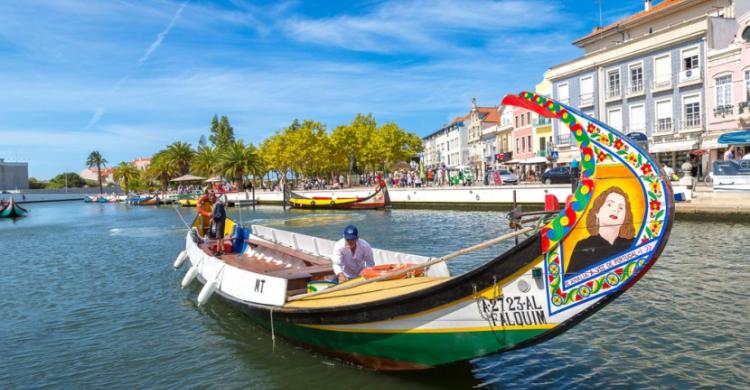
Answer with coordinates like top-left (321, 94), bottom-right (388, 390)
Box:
top-left (287, 226), bottom-right (535, 302)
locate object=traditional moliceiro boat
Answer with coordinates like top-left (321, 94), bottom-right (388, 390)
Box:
top-left (0, 198), bottom-right (28, 218)
top-left (174, 92), bottom-right (674, 370)
top-left (286, 185), bottom-right (390, 209)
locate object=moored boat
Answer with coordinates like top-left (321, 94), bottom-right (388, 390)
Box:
top-left (0, 198), bottom-right (28, 218)
top-left (174, 91), bottom-right (674, 370)
top-left (128, 195), bottom-right (160, 206)
top-left (286, 185), bottom-right (390, 209)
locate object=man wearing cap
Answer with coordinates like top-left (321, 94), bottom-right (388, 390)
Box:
top-left (332, 224), bottom-right (375, 283)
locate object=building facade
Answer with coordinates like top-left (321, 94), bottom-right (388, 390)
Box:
top-left (0, 158), bottom-right (29, 190)
top-left (466, 98), bottom-right (500, 178)
top-left (422, 116), bottom-right (469, 169)
top-left (546, 0), bottom-right (735, 172)
top-left (705, 3), bottom-right (750, 167)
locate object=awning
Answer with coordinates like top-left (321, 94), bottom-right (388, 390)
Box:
top-left (701, 132), bottom-right (726, 150)
top-left (170, 174), bottom-right (206, 182)
top-left (649, 140), bottom-right (699, 154)
top-left (506, 159), bottom-right (522, 164)
top-left (520, 156), bottom-right (549, 164)
top-left (205, 176), bottom-right (223, 183)
top-left (718, 130), bottom-right (750, 145)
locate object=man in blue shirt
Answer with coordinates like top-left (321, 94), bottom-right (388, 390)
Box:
top-left (212, 195), bottom-right (227, 255)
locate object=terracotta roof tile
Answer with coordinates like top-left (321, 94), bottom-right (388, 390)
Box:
top-left (575, 0), bottom-right (689, 43)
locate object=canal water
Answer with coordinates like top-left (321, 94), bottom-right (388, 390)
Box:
top-left (1, 202), bottom-right (747, 389)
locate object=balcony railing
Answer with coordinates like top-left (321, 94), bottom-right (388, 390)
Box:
top-left (652, 76), bottom-right (672, 90)
top-left (558, 134), bottom-right (572, 145)
top-left (628, 82), bottom-right (644, 96)
top-left (579, 93), bottom-right (594, 106)
top-left (606, 87), bottom-right (621, 99)
top-left (655, 118), bottom-right (673, 134)
top-left (532, 117), bottom-right (551, 126)
top-left (713, 105), bottom-right (733, 117)
top-left (558, 98), bottom-right (570, 105)
top-left (683, 115), bottom-right (702, 130)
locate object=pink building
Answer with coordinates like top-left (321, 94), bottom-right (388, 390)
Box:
top-left (511, 107), bottom-right (535, 177)
top-left (705, 8), bottom-right (750, 166)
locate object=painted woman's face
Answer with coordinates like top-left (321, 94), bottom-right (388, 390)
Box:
top-left (596, 192), bottom-right (626, 229)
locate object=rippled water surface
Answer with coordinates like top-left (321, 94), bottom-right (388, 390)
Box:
top-left (1, 202), bottom-right (747, 389)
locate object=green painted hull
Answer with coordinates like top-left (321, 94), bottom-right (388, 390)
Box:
top-left (257, 317), bottom-right (547, 368)
top-left (0, 205), bottom-right (27, 218)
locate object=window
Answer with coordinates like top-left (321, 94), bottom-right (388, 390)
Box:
top-left (629, 63), bottom-right (643, 94)
top-left (743, 26), bottom-right (750, 42)
top-left (684, 95), bottom-right (701, 129)
top-left (629, 104), bottom-right (645, 132)
top-left (654, 54), bottom-right (672, 89)
top-left (516, 138), bottom-right (520, 153)
top-left (515, 116), bottom-right (519, 128)
top-left (607, 107), bottom-right (623, 131)
top-left (745, 70), bottom-right (750, 102)
top-left (521, 137), bottom-right (526, 152)
top-left (715, 75), bottom-right (732, 115)
top-left (558, 83), bottom-right (569, 103)
top-left (528, 135), bottom-right (532, 152)
top-left (527, 113), bottom-right (530, 125)
top-left (539, 137), bottom-right (546, 154)
top-left (655, 99), bottom-right (673, 133)
top-left (580, 76), bottom-right (594, 105)
top-left (682, 46), bottom-right (699, 71)
top-left (607, 69), bottom-right (621, 98)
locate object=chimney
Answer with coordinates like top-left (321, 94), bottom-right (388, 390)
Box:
top-left (644, 0), bottom-right (652, 11)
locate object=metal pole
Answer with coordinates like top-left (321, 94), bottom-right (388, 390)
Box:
top-left (513, 189), bottom-right (518, 245)
top-left (252, 184), bottom-right (256, 210)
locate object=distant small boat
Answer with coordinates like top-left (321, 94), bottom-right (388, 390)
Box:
top-left (0, 198), bottom-right (28, 218)
top-left (128, 196), bottom-right (160, 206)
top-left (287, 185), bottom-right (390, 209)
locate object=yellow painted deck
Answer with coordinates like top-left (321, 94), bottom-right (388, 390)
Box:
top-left (284, 276), bottom-right (450, 309)
top-left (289, 197), bottom-right (359, 206)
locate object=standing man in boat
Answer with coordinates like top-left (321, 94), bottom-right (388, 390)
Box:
top-left (195, 190), bottom-right (214, 236)
top-left (331, 225), bottom-right (375, 283)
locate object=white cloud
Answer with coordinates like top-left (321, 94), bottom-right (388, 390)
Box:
top-left (139, 0), bottom-right (190, 64)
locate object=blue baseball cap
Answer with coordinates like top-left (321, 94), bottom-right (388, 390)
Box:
top-left (343, 225), bottom-right (358, 240)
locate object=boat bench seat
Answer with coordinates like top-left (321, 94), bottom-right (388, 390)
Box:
top-left (246, 238), bottom-right (331, 266)
top-left (264, 264), bottom-right (334, 291)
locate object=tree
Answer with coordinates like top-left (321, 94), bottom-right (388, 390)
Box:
top-left (217, 140), bottom-right (261, 187)
top-left (163, 141), bottom-right (194, 176)
top-left (86, 151), bottom-right (108, 194)
top-left (147, 150), bottom-right (177, 191)
top-left (28, 177), bottom-right (45, 189)
top-left (209, 114), bottom-right (235, 149)
top-left (371, 122), bottom-right (424, 171)
top-left (46, 172), bottom-right (86, 189)
top-left (113, 162), bottom-right (139, 195)
top-left (192, 145), bottom-right (216, 177)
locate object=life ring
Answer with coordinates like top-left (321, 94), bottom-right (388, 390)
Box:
top-left (310, 200), bottom-right (316, 207)
top-left (361, 263), bottom-right (425, 280)
top-left (330, 200), bottom-right (336, 206)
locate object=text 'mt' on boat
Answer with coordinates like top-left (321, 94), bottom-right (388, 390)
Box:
top-left (172, 91), bottom-right (674, 370)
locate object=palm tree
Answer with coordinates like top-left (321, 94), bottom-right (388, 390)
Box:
top-left (217, 140), bottom-right (260, 188)
top-left (164, 141), bottom-right (195, 176)
top-left (147, 150), bottom-right (177, 191)
top-left (113, 162), bottom-right (139, 196)
top-left (192, 145), bottom-right (216, 177)
top-left (86, 151), bottom-right (108, 194)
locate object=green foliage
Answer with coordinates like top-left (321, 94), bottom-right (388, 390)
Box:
top-left (217, 140), bottom-right (261, 185)
top-left (164, 141), bottom-right (194, 175)
top-left (209, 114), bottom-right (235, 149)
top-left (192, 145), bottom-right (216, 177)
top-left (113, 162), bottom-right (139, 195)
top-left (28, 177), bottom-right (45, 189)
top-left (46, 172), bottom-right (86, 189)
top-left (86, 150), bottom-right (108, 194)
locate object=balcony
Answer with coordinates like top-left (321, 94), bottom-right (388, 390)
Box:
top-left (654, 118), bottom-right (673, 134)
top-left (606, 87), bottom-right (621, 101)
top-left (652, 76), bottom-right (673, 91)
top-left (629, 122), bottom-right (646, 133)
top-left (558, 133), bottom-right (572, 145)
top-left (579, 93), bottom-right (594, 107)
top-left (532, 117), bottom-right (551, 127)
top-left (627, 81), bottom-right (644, 96)
top-left (739, 101), bottom-right (750, 127)
top-left (678, 67), bottom-right (702, 85)
top-left (713, 105), bottom-right (733, 118)
top-left (682, 115), bottom-right (702, 132)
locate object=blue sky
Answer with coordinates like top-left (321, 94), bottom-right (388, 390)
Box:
top-left (0, 0), bottom-right (649, 179)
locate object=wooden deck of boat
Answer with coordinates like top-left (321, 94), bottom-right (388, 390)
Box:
top-left (284, 276), bottom-right (450, 309)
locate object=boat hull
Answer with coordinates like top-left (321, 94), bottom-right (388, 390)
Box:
top-left (0, 200), bottom-right (28, 218)
top-left (288, 186), bottom-right (390, 210)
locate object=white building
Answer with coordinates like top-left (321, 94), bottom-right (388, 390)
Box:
top-left (422, 116), bottom-right (469, 169)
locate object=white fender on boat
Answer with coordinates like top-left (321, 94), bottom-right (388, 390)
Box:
top-left (181, 264), bottom-right (200, 288)
top-left (173, 251), bottom-right (188, 269)
top-left (197, 279), bottom-right (218, 306)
